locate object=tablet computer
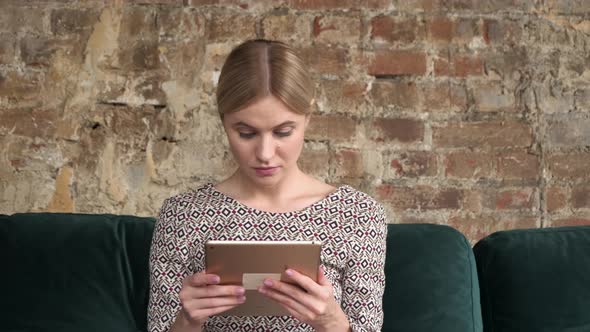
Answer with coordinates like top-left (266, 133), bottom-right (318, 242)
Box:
top-left (205, 240), bottom-right (322, 316)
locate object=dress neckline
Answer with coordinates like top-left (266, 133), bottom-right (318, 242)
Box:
top-left (205, 182), bottom-right (349, 215)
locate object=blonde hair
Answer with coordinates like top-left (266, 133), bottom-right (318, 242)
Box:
top-left (216, 39), bottom-right (314, 118)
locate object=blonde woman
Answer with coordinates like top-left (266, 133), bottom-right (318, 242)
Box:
top-left (148, 39), bottom-right (388, 332)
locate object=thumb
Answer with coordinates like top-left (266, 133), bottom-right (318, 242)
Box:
top-left (317, 265), bottom-right (330, 286)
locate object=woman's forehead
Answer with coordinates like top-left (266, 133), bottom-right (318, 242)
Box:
top-left (224, 96), bottom-right (306, 128)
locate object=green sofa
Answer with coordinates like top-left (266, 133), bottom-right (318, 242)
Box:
top-left (1, 213), bottom-right (588, 332)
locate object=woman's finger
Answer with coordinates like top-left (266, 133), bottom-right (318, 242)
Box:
top-left (184, 295), bottom-right (246, 310)
top-left (258, 284), bottom-right (316, 319)
top-left (183, 303), bottom-right (244, 323)
top-left (317, 265), bottom-right (330, 286)
top-left (185, 273), bottom-right (220, 287)
top-left (283, 269), bottom-right (329, 296)
top-left (191, 284), bottom-right (246, 299)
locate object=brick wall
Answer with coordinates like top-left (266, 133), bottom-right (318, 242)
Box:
top-left (1, 0), bottom-right (588, 243)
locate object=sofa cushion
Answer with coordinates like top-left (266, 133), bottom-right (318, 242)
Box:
top-left (382, 223), bottom-right (483, 332)
top-left (0, 213), bottom-right (155, 332)
top-left (473, 226), bottom-right (590, 332)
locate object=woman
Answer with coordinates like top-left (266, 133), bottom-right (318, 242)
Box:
top-left (148, 39), bottom-right (388, 332)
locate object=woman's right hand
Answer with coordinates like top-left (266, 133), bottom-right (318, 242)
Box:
top-left (173, 272), bottom-right (246, 330)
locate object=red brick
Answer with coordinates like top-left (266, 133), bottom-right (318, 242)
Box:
top-left (298, 146), bottom-right (330, 176)
top-left (0, 70), bottom-right (42, 102)
top-left (496, 151), bottom-right (539, 180)
top-left (434, 52), bottom-right (483, 77)
top-left (572, 185), bottom-right (590, 209)
top-left (448, 215), bottom-right (538, 243)
top-left (370, 118), bottom-right (424, 143)
top-left (433, 121), bottom-right (533, 148)
top-left (376, 184), bottom-right (463, 210)
top-left (484, 188), bottom-right (535, 210)
top-left (370, 80), bottom-right (418, 108)
top-left (547, 217), bottom-right (590, 228)
top-left (313, 15), bottom-right (361, 44)
top-left (420, 81), bottom-right (468, 111)
top-left (333, 149), bottom-right (364, 178)
top-left (546, 185), bottom-right (568, 213)
top-left (454, 55), bottom-right (484, 77)
top-left (0, 108), bottom-right (57, 138)
top-left (547, 152), bottom-right (590, 179)
top-left (371, 15), bottom-right (425, 45)
top-left (368, 50), bottom-right (427, 76)
top-left (444, 152), bottom-right (494, 178)
top-left (320, 80), bottom-right (366, 113)
top-left (306, 114), bottom-right (356, 142)
top-left (390, 151), bottom-right (438, 177)
top-left (299, 45), bottom-right (348, 75)
top-left (428, 16), bottom-right (453, 41)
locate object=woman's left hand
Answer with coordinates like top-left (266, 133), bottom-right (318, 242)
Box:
top-left (258, 266), bottom-right (350, 332)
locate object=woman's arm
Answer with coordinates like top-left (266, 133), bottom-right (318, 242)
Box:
top-left (147, 198), bottom-right (245, 332)
top-left (148, 198), bottom-right (190, 332)
top-left (341, 201), bottom-right (388, 332)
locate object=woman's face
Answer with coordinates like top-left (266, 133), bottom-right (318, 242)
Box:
top-left (222, 95), bottom-right (309, 187)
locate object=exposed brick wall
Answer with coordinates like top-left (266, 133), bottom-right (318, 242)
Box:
top-left (1, 0), bottom-right (589, 243)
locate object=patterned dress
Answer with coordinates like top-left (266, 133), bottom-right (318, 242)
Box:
top-left (148, 183), bottom-right (388, 332)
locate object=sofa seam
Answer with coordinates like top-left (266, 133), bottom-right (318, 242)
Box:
top-left (465, 236), bottom-right (478, 332)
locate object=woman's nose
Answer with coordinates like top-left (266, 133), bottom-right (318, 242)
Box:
top-left (255, 134), bottom-right (277, 162)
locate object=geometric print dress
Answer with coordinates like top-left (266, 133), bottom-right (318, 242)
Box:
top-left (148, 183), bottom-right (388, 332)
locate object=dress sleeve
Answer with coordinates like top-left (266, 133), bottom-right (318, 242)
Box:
top-left (147, 198), bottom-right (193, 332)
top-left (342, 201), bottom-right (388, 332)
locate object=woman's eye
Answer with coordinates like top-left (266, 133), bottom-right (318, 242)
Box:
top-left (274, 130), bottom-right (293, 137)
top-left (239, 132), bottom-right (256, 139)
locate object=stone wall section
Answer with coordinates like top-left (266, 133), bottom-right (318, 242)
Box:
top-left (1, 0), bottom-right (588, 243)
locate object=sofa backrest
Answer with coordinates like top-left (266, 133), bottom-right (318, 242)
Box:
top-left (1, 214), bottom-right (484, 332)
top-left (473, 226), bottom-right (590, 332)
top-left (382, 223), bottom-right (483, 332)
top-left (0, 213), bottom-right (155, 332)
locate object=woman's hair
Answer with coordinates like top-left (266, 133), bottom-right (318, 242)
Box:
top-left (216, 39), bottom-right (314, 118)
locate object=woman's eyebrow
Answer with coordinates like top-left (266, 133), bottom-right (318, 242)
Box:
top-left (274, 121), bottom-right (297, 129)
top-left (232, 121), bottom-right (297, 129)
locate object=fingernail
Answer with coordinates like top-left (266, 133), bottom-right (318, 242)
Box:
top-left (263, 279), bottom-right (273, 287)
top-left (210, 276), bottom-right (220, 284)
top-left (285, 269), bottom-right (294, 276)
top-left (238, 296), bottom-right (246, 303)
top-left (258, 286), bottom-right (266, 294)
top-left (235, 287), bottom-right (245, 295)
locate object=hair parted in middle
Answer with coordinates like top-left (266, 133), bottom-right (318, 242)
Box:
top-left (216, 39), bottom-right (315, 118)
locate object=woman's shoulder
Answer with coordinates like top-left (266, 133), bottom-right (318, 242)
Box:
top-left (159, 183), bottom-right (224, 213)
top-left (335, 185), bottom-right (388, 233)
top-left (337, 184), bottom-right (384, 210)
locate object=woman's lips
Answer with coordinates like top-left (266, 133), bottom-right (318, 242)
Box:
top-left (254, 167), bottom-right (279, 176)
